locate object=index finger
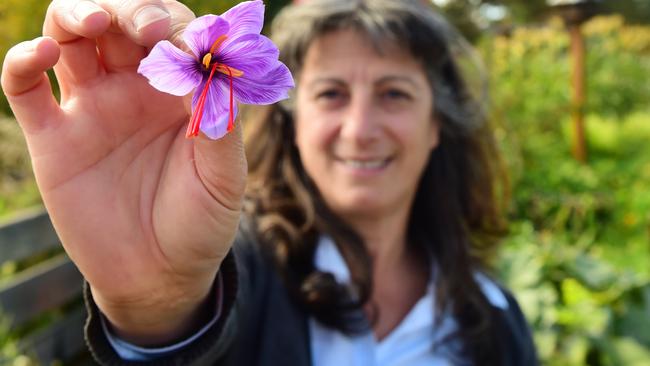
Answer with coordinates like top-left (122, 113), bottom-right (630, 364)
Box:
top-left (95, 0), bottom-right (195, 47)
top-left (95, 0), bottom-right (172, 47)
top-left (44, 0), bottom-right (177, 47)
top-left (44, 0), bottom-right (112, 43)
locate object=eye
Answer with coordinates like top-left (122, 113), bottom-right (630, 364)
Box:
top-left (382, 88), bottom-right (411, 100)
top-left (314, 88), bottom-right (348, 109)
top-left (317, 89), bottom-right (343, 100)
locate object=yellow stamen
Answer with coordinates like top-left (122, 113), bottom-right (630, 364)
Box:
top-left (202, 53), bottom-right (212, 69)
top-left (216, 64), bottom-right (244, 77)
top-left (209, 35), bottom-right (228, 54)
top-left (201, 35), bottom-right (230, 69)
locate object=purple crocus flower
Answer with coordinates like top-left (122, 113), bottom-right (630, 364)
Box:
top-left (138, 0), bottom-right (294, 139)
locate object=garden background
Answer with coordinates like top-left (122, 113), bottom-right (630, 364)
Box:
top-left (0, 0), bottom-right (648, 365)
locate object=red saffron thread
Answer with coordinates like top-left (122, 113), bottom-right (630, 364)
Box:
top-left (227, 67), bottom-right (234, 132)
top-left (186, 36), bottom-right (242, 139)
top-left (186, 64), bottom-right (238, 138)
top-left (186, 62), bottom-right (218, 138)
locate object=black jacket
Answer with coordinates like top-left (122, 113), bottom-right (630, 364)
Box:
top-left (84, 223), bottom-right (538, 366)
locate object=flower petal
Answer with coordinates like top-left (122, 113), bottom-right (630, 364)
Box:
top-left (233, 62), bottom-right (294, 105)
top-left (192, 79), bottom-right (237, 140)
top-left (183, 15), bottom-right (230, 59)
top-left (219, 34), bottom-right (280, 78)
top-left (202, 100), bottom-right (238, 140)
top-left (221, 0), bottom-right (264, 49)
top-left (138, 41), bottom-right (201, 96)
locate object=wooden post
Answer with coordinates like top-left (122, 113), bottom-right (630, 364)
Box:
top-left (569, 23), bottom-right (587, 163)
top-left (550, 0), bottom-right (596, 163)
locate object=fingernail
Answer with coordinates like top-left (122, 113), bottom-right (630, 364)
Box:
top-left (22, 39), bottom-right (39, 52)
top-left (73, 1), bottom-right (105, 22)
top-left (134, 6), bottom-right (171, 33)
top-left (23, 37), bottom-right (53, 53)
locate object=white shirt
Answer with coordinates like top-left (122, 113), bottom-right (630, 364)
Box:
top-left (310, 236), bottom-right (508, 366)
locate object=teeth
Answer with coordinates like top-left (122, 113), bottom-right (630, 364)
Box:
top-left (342, 159), bottom-right (387, 169)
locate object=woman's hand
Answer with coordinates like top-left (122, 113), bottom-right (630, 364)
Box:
top-left (1, 0), bottom-right (246, 345)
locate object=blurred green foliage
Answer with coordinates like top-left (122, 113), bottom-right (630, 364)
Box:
top-left (0, 309), bottom-right (37, 366)
top-left (0, 117), bottom-right (40, 217)
top-left (483, 15), bottom-right (650, 365)
top-left (437, 0), bottom-right (650, 40)
top-left (0, 0), bottom-right (649, 364)
top-left (179, 0), bottom-right (289, 25)
top-left (0, 0), bottom-right (50, 116)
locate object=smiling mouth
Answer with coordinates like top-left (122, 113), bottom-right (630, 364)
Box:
top-left (338, 158), bottom-right (391, 170)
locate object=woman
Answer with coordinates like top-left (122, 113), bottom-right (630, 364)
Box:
top-left (1, 0), bottom-right (536, 365)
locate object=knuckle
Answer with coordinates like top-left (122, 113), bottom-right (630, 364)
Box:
top-left (164, 1), bottom-right (195, 46)
top-left (118, 0), bottom-right (162, 14)
top-left (168, 20), bottom-right (189, 45)
top-left (44, 0), bottom-right (75, 36)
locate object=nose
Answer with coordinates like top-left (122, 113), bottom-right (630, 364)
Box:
top-left (340, 92), bottom-right (379, 146)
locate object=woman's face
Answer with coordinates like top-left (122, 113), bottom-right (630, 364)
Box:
top-left (294, 29), bottom-right (439, 221)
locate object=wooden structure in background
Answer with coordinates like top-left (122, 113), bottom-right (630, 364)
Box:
top-left (0, 208), bottom-right (90, 364)
top-left (548, 0), bottom-right (599, 163)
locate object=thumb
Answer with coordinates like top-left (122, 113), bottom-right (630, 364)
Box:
top-left (176, 94), bottom-right (247, 212)
top-left (192, 120), bottom-right (248, 212)
top-left (1, 37), bottom-right (63, 134)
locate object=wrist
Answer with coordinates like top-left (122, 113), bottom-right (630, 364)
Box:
top-left (92, 273), bottom-right (218, 347)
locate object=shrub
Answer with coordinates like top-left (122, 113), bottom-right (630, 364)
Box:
top-left (483, 16), bottom-right (650, 365)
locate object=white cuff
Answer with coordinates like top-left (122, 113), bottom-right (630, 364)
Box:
top-left (102, 274), bottom-right (224, 361)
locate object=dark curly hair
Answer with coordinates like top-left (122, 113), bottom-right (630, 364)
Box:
top-left (243, 0), bottom-right (509, 364)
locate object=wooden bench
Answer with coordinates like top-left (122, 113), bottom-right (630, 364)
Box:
top-left (0, 208), bottom-right (90, 364)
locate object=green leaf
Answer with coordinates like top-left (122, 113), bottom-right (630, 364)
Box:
top-left (613, 284), bottom-right (650, 347)
top-left (565, 254), bottom-right (618, 291)
top-left (602, 337), bottom-right (650, 366)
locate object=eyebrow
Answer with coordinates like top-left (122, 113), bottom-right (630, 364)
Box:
top-left (307, 75), bottom-right (419, 88)
top-left (307, 77), bottom-right (344, 89)
top-left (375, 75), bottom-right (419, 88)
